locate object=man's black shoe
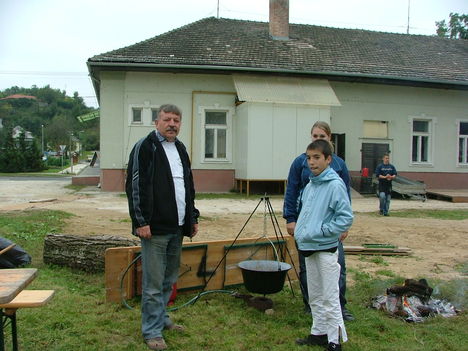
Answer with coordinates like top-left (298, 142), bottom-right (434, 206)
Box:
top-left (295, 334), bottom-right (328, 346)
top-left (326, 342), bottom-right (342, 351)
top-left (342, 308), bottom-right (355, 321)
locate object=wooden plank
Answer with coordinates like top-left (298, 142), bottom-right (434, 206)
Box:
top-left (344, 245), bottom-right (411, 255)
top-left (105, 246), bottom-right (140, 303)
top-left (0, 268), bottom-right (38, 304)
top-left (427, 191), bottom-right (468, 203)
top-left (105, 236), bottom-right (298, 303)
top-left (0, 243), bottom-right (16, 256)
top-left (0, 290), bottom-right (55, 309)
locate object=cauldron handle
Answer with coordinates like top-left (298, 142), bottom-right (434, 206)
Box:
top-left (261, 195), bottom-right (281, 271)
top-left (261, 235), bottom-right (281, 271)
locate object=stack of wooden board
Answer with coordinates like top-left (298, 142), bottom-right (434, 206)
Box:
top-left (344, 244), bottom-right (411, 256)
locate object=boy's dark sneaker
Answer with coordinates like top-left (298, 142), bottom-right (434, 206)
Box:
top-left (326, 342), bottom-right (342, 351)
top-left (342, 308), bottom-right (355, 321)
top-left (296, 334), bottom-right (328, 346)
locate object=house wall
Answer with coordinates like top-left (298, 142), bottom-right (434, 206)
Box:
top-left (235, 102), bottom-right (330, 179)
top-left (99, 71), bottom-right (237, 191)
top-left (330, 82), bottom-right (468, 188)
top-left (99, 72), bottom-right (126, 191)
top-left (99, 72), bottom-right (468, 192)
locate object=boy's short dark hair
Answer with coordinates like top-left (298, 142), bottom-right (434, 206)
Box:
top-left (307, 139), bottom-right (333, 159)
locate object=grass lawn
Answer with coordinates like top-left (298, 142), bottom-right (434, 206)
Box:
top-left (0, 210), bottom-right (466, 351)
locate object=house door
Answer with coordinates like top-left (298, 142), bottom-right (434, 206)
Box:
top-left (361, 143), bottom-right (389, 175)
top-left (331, 133), bottom-right (346, 161)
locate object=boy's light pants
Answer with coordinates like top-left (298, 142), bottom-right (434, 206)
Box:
top-left (306, 251), bottom-right (348, 344)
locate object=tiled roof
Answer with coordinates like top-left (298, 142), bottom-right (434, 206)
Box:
top-left (88, 17), bottom-right (468, 86)
top-left (0, 94), bottom-right (38, 100)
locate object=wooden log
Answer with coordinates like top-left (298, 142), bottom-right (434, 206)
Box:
top-left (43, 234), bottom-right (140, 272)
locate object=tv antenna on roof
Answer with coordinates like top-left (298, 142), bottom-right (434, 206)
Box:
top-left (406, 0), bottom-right (411, 34)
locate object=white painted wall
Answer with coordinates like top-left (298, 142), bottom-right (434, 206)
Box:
top-left (330, 82), bottom-right (468, 174)
top-left (99, 72), bottom-right (236, 169)
top-left (234, 102), bottom-right (331, 179)
top-left (99, 71), bottom-right (125, 169)
top-left (99, 71), bottom-right (468, 182)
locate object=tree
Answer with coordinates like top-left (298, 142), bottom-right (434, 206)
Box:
top-left (0, 85), bottom-right (99, 155)
top-left (16, 131), bottom-right (28, 172)
top-left (0, 127), bottom-right (44, 172)
top-left (24, 138), bottom-right (44, 171)
top-left (436, 13), bottom-right (468, 39)
top-left (44, 114), bottom-right (73, 151)
top-left (0, 126), bottom-right (20, 172)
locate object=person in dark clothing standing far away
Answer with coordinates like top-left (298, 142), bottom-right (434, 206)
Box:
top-left (294, 139), bottom-right (353, 351)
top-left (283, 121), bottom-right (354, 321)
top-left (375, 154), bottom-right (397, 216)
top-left (126, 104), bottom-right (199, 351)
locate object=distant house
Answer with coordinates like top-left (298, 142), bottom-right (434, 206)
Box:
top-left (87, 0), bottom-right (468, 192)
top-left (12, 126), bottom-right (33, 142)
top-left (0, 94), bottom-right (38, 101)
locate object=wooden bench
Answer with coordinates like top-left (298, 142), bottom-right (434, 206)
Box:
top-left (0, 290), bottom-right (55, 351)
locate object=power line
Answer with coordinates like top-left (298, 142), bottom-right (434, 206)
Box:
top-left (0, 70), bottom-right (89, 77)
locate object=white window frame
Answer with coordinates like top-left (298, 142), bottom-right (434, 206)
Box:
top-left (131, 107), bottom-right (143, 124)
top-left (199, 105), bottom-right (233, 163)
top-left (409, 116), bottom-right (435, 166)
top-left (128, 103), bottom-right (160, 126)
top-left (457, 119), bottom-right (468, 167)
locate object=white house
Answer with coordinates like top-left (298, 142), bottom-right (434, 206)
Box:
top-left (87, 0), bottom-right (468, 192)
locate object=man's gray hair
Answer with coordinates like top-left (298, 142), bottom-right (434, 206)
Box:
top-left (156, 104), bottom-right (182, 120)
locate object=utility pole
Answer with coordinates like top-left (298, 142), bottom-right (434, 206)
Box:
top-left (217, 0), bottom-right (219, 19)
top-left (70, 132), bottom-right (74, 174)
top-left (41, 124), bottom-right (44, 156)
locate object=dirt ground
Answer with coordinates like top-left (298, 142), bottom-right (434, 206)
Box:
top-left (1, 178), bottom-right (467, 283)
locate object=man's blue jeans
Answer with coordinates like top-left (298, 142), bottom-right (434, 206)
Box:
top-left (298, 241), bottom-right (347, 311)
top-left (379, 192), bottom-right (391, 215)
top-left (140, 229), bottom-right (183, 340)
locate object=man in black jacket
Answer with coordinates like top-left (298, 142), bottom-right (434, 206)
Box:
top-left (126, 104), bottom-right (199, 351)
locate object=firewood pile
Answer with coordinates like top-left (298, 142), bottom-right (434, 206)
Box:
top-left (371, 279), bottom-right (459, 322)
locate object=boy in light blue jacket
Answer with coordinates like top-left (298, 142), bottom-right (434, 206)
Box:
top-left (294, 139), bottom-right (353, 351)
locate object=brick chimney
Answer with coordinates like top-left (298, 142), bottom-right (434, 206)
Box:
top-left (269, 0), bottom-right (289, 40)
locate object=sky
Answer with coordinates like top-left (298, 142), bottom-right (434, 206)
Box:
top-left (1, 0), bottom-right (467, 108)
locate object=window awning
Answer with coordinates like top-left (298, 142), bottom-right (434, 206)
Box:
top-left (233, 75), bottom-right (341, 106)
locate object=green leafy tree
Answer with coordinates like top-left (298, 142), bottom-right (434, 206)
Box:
top-left (24, 138), bottom-right (44, 171)
top-left (436, 13), bottom-right (468, 39)
top-left (0, 84), bottom-right (100, 172)
top-left (44, 114), bottom-right (73, 151)
top-left (0, 125), bottom-right (20, 172)
top-left (0, 85), bottom-right (98, 150)
top-left (16, 130), bottom-right (28, 172)
top-left (0, 126), bottom-right (44, 172)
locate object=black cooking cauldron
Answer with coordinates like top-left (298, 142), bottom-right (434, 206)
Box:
top-left (238, 260), bottom-right (291, 295)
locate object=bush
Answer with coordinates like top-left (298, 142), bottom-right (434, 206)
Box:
top-left (0, 127), bottom-right (44, 172)
top-left (45, 156), bottom-right (70, 168)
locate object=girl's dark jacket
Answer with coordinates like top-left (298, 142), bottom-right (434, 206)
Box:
top-left (125, 130), bottom-right (199, 237)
